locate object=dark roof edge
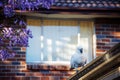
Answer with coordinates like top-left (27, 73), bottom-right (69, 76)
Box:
top-left (51, 6), bottom-right (120, 11)
top-left (35, 7), bottom-right (120, 16)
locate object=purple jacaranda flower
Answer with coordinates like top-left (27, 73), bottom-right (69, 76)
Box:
top-left (0, 49), bottom-right (15, 61)
top-left (4, 0), bottom-right (54, 17)
top-left (0, 22), bottom-right (33, 60)
top-left (4, 5), bottom-right (15, 17)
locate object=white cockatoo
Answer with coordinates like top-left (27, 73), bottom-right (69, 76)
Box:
top-left (70, 46), bottom-right (87, 70)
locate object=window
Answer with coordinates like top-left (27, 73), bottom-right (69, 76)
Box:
top-left (26, 19), bottom-right (95, 65)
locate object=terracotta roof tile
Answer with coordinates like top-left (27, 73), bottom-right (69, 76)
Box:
top-left (53, 0), bottom-right (120, 8)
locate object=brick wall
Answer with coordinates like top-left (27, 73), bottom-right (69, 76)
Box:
top-left (0, 46), bottom-right (75, 80)
top-left (0, 18), bottom-right (120, 80)
top-left (95, 19), bottom-right (120, 56)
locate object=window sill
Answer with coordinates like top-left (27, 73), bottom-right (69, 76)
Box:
top-left (27, 63), bottom-right (71, 71)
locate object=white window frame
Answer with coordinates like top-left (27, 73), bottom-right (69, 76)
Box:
top-left (26, 19), bottom-right (95, 65)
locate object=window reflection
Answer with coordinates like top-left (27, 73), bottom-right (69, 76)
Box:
top-left (27, 26), bottom-right (79, 63)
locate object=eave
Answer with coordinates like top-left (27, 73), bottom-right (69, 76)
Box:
top-left (15, 6), bottom-right (120, 19)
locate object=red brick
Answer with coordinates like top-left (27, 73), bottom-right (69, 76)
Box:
top-left (114, 36), bottom-right (120, 38)
top-left (102, 39), bottom-right (111, 42)
top-left (102, 32), bottom-right (110, 35)
top-left (27, 65), bottom-right (32, 69)
top-left (112, 32), bottom-right (120, 36)
top-left (25, 72), bottom-right (36, 77)
top-left (47, 65), bottom-right (56, 70)
top-left (96, 28), bottom-right (105, 31)
top-left (0, 61), bottom-right (11, 65)
top-left (96, 31), bottom-right (101, 34)
top-left (34, 72), bottom-right (43, 76)
top-left (7, 58), bottom-right (17, 61)
top-left (21, 47), bottom-right (26, 51)
top-left (0, 73), bottom-right (6, 76)
top-left (41, 77), bottom-right (49, 80)
top-left (54, 73), bottom-right (63, 76)
top-left (16, 66), bottom-right (26, 69)
top-left (21, 69), bottom-right (30, 72)
top-left (97, 46), bottom-right (102, 49)
top-left (0, 66), bottom-right (6, 68)
top-left (11, 70), bottom-right (21, 72)
top-left (97, 39), bottom-right (102, 43)
top-left (21, 54), bottom-right (26, 57)
top-left (64, 73), bottom-right (72, 76)
top-left (30, 77), bottom-right (41, 80)
top-left (50, 76), bottom-right (60, 80)
top-left (50, 71), bottom-right (60, 74)
top-left (0, 77), bottom-right (11, 80)
top-left (106, 35), bottom-right (114, 38)
top-left (21, 61), bottom-right (26, 65)
top-left (111, 24), bottom-right (119, 27)
top-left (6, 66), bottom-right (16, 69)
top-left (6, 73), bottom-right (16, 76)
top-left (97, 42), bottom-right (105, 46)
top-left (63, 71), bottom-right (74, 76)
top-left (11, 77), bottom-right (23, 80)
top-left (42, 73), bottom-right (52, 76)
top-left (102, 46), bottom-right (111, 49)
top-left (96, 49), bottom-right (106, 53)
top-left (95, 24), bottom-right (101, 28)
top-left (60, 77), bottom-right (67, 80)
top-left (1, 69), bottom-right (11, 72)
top-left (22, 77), bottom-right (31, 80)
top-left (15, 54), bottom-right (21, 57)
top-left (115, 28), bottom-right (120, 31)
top-left (106, 28), bottom-right (115, 31)
top-left (16, 58), bottom-right (25, 61)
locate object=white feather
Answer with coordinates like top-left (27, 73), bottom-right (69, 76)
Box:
top-left (70, 46), bottom-right (87, 69)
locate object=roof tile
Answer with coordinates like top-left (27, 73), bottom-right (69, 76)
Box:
top-left (53, 0), bottom-right (120, 8)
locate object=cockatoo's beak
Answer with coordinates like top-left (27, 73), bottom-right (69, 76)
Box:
top-left (79, 48), bottom-right (83, 53)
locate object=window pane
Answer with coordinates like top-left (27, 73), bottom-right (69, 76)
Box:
top-left (43, 26), bottom-right (79, 61)
top-left (26, 26), bottom-right (42, 62)
top-left (26, 26), bottom-right (80, 63)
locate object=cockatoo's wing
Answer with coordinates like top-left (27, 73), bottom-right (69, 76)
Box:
top-left (70, 53), bottom-right (87, 69)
